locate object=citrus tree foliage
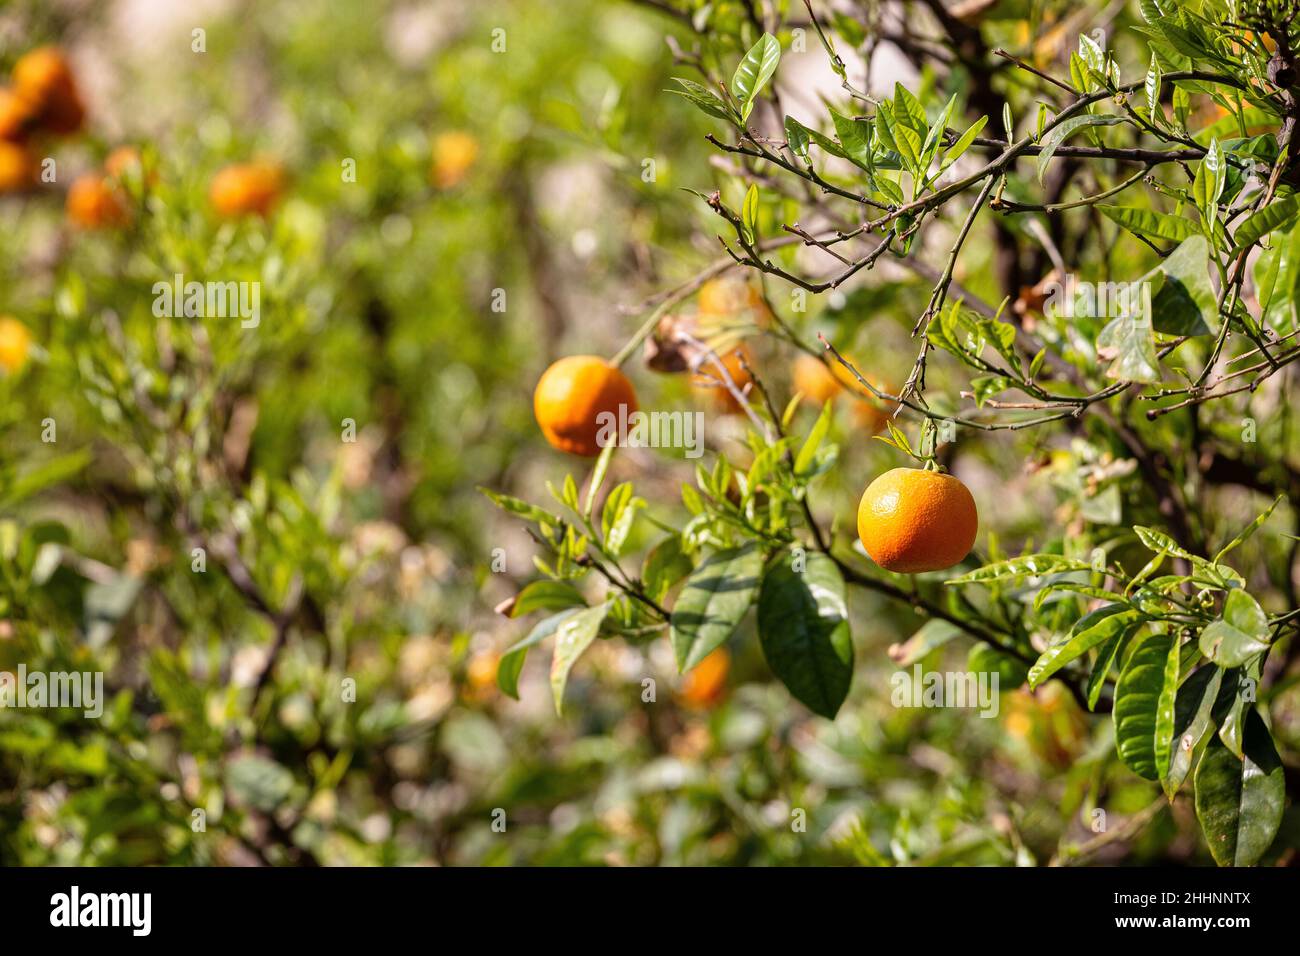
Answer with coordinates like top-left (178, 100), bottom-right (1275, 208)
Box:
top-left (1, 0), bottom-right (1298, 868)
top-left (488, 0), bottom-right (1300, 867)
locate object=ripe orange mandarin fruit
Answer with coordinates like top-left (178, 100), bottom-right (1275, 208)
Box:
top-left (680, 646), bottom-right (730, 708)
top-left (857, 467), bottom-right (978, 574)
top-left (692, 345), bottom-right (753, 413)
top-left (0, 87), bottom-right (39, 142)
top-left (533, 355), bottom-right (638, 457)
top-left (209, 161), bottom-right (284, 218)
top-left (0, 316), bottom-right (33, 375)
top-left (0, 140), bottom-right (36, 193)
top-left (66, 172), bottom-right (130, 229)
top-left (12, 46), bottom-right (85, 135)
top-left (431, 131), bottom-right (479, 189)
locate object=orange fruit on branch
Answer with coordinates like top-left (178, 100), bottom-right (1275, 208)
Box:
top-left (533, 355), bottom-right (638, 457)
top-left (209, 161), bottom-right (284, 218)
top-left (857, 467), bottom-right (978, 574)
top-left (12, 46), bottom-right (85, 135)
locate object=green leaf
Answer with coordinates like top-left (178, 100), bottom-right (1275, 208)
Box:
top-left (643, 534), bottom-right (693, 601)
top-left (1192, 139), bottom-right (1226, 232)
top-left (1028, 606), bottom-right (1143, 689)
top-left (1152, 633), bottom-right (1182, 793)
top-left (1098, 204), bottom-right (1198, 243)
top-left (893, 83), bottom-right (927, 133)
top-left (601, 482), bottom-right (643, 556)
top-left (550, 603), bottom-right (609, 714)
top-left (794, 400), bottom-right (833, 477)
top-left (1256, 221), bottom-right (1300, 336)
top-left (1113, 632), bottom-right (1177, 780)
top-left (499, 609), bottom-right (578, 699)
top-left (741, 183), bottom-right (759, 244)
top-left (511, 580), bottom-right (586, 617)
top-left (941, 115), bottom-right (987, 172)
top-left (1097, 309), bottom-right (1160, 384)
top-left (1194, 709), bottom-right (1285, 866)
top-left (1037, 115), bottom-right (1126, 184)
top-left (584, 443), bottom-right (615, 519)
top-left (479, 487), bottom-right (555, 526)
top-left (668, 78), bottom-right (732, 121)
top-left (947, 553), bottom-right (1092, 585)
top-left (1133, 526), bottom-right (1195, 560)
top-left (1087, 627), bottom-right (1129, 710)
top-left (1232, 195), bottom-right (1300, 255)
top-left (784, 115), bottom-right (811, 161)
top-left (1199, 590), bottom-right (1271, 667)
top-left (1165, 665), bottom-right (1223, 798)
top-left (732, 33), bottom-right (781, 120)
top-left (829, 109), bottom-right (873, 169)
top-left (757, 552), bottom-right (853, 718)
top-left (670, 543), bottom-right (763, 671)
top-left (1145, 235), bottom-right (1219, 335)
top-left (1145, 55), bottom-right (1163, 121)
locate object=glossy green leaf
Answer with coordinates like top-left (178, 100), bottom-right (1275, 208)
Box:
top-left (511, 580), bottom-right (586, 617)
top-left (1098, 204), bottom-right (1198, 243)
top-left (1113, 632), bottom-right (1177, 780)
top-left (670, 543), bottom-right (762, 671)
top-left (1029, 606), bottom-right (1142, 690)
top-left (1194, 709), bottom-right (1285, 866)
top-left (757, 552), bottom-right (853, 718)
top-left (1199, 590), bottom-right (1270, 667)
top-left (1165, 665), bottom-right (1223, 798)
top-left (1232, 195), bottom-right (1300, 255)
top-left (550, 603), bottom-right (609, 714)
top-left (732, 33), bottom-right (781, 119)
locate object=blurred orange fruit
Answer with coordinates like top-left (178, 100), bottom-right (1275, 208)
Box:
top-left (533, 355), bottom-right (638, 457)
top-left (792, 353), bottom-right (895, 434)
top-left (697, 276), bottom-right (770, 326)
top-left (0, 317), bottom-right (33, 374)
top-left (431, 131), bottom-right (479, 189)
top-left (680, 646), bottom-right (730, 708)
top-left (104, 145), bottom-right (156, 187)
top-left (466, 651), bottom-right (500, 698)
top-left (692, 345), bottom-right (753, 413)
top-left (0, 87), bottom-right (39, 142)
top-left (209, 161), bottom-right (283, 218)
top-left (0, 140), bottom-right (36, 193)
top-left (858, 467), bottom-right (978, 573)
top-left (12, 46), bottom-right (85, 136)
top-left (66, 172), bottom-right (130, 229)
